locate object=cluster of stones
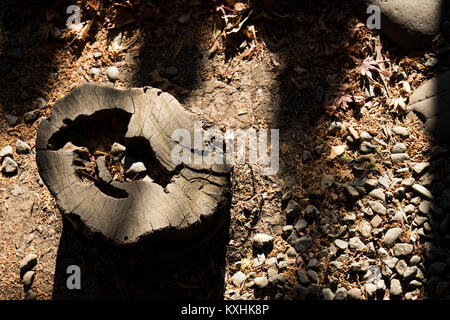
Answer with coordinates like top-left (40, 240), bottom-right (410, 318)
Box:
top-left (226, 121), bottom-right (449, 300)
top-left (1, 139), bottom-right (31, 176)
top-left (19, 253), bottom-right (38, 300)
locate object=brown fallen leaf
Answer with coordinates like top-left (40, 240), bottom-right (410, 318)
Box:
top-left (329, 145), bottom-right (346, 159)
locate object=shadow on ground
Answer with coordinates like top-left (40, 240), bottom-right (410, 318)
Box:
top-left (52, 210), bottom-right (230, 299)
top-left (418, 3), bottom-right (450, 299)
top-left (37, 0), bottom-right (450, 299)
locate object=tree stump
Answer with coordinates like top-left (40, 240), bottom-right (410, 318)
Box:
top-left (36, 84), bottom-right (230, 248)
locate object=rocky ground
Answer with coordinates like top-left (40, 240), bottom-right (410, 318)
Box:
top-left (0, 0), bottom-right (449, 300)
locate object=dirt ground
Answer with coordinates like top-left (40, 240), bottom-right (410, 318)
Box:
top-left (0, 0), bottom-right (448, 300)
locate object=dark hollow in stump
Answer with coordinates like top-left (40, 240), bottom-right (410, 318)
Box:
top-left (36, 84), bottom-right (231, 248)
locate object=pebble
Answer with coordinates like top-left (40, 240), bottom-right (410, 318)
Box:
top-left (5, 114), bottom-right (20, 126)
top-left (329, 261), bottom-right (343, 273)
top-left (393, 187), bottom-right (406, 199)
top-left (322, 288), bottom-right (335, 300)
top-left (0, 145), bottom-right (13, 158)
top-left (328, 121), bottom-right (342, 135)
top-left (370, 215), bottom-right (383, 228)
top-left (391, 153), bottom-right (410, 164)
top-left (409, 255), bottom-right (421, 266)
top-left (393, 243), bottom-right (414, 257)
top-left (320, 173), bottom-right (335, 192)
top-left (231, 271), bottom-right (246, 287)
top-left (267, 268), bottom-right (278, 284)
top-left (425, 57), bottom-right (438, 67)
top-left (277, 260), bottom-right (288, 271)
top-left (1, 157), bottom-right (18, 175)
top-left (334, 239), bottom-right (348, 250)
top-left (20, 253), bottom-right (37, 272)
top-left (266, 257), bottom-right (277, 267)
top-left (93, 52), bottom-right (103, 59)
top-left (284, 200), bottom-right (301, 219)
top-left (281, 225), bottom-right (293, 238)
top-left (369, 188), bottom-right (386, 202)
top-left (403, 266), bottom-right (418, 280)
top-left (294, 218), bottom-right (308, 233)
top-left (90, 67), bottom-right (101, 76)
top-left (286, 247), bottom-right (297, 257)
top-left (348, 237), bottom-right (366, 251)
top-left (106, 66), bottom-right (120, 82)
top-left (286, 230), bottom-right (298, 246)
top-left (36, 97), bottom-right (47, 109)
top-left (366, 242), bottom-right (376, 255)
top-left (297, 270), bottom-right (309, 285)
top-left (253, 253), bottom-right (265, 267)
top-left (254, 276), bottom-right (269, 289)
top-left (383, 227), bottom-right (403, 246)
top-left (392, 126), bottom-right (410, 138)
top-left (344, 214), bottom-right (356, 223)
top-left (369, 201), bottom-right (387, 215)
top-left (402, 177), bottom-right (415, 188)
top-left (294, 285), bottom-right (309, 299)
top-left (24, 110), bottom-right (40, 124)
top-left (252, 233), bottom-right (274, 248)
top-left (391, 143), bottom-right (407, 154)
top-left (295, 236), bottom-right (313, 251)
top-left (360, 131), bottom-right (372, 141)
top-left (334, 287), bottom-right (347, 300)
top-left (360, 222), bottom-right (372, 238)
top-left (22, 270), bottom-right (35, 286)
top-left (16, 139), bottom-right (31, 154)
top-left (348, 288), bottom-right (362, 300)
top-left (365, 283), bottom-right (377, 297)
top-left (378, 175), bottom-right (390, 189)
top-left (110, 142), bottom-right (126, 161)
top-left (390, 279), bottom-right (403, 296)
top-left (363, 179), bottom-right (377, 191)
top-left (344, 185), bottom-right (360, 200)
top-left (395, 259), bottom-right (408, 276)
top-left (411, 184), bottom-right (434, 200)
top-left (306, 270), bottom-right (318, 283)
top-left (126, 162), bottom-right (146, 175)
top-left (378, 247), bottom-right (389, 259)
top-left (360, 141), bottom-right (376, 153)
top-left (351, 261), bottom-right (369, 273)
top-left (11, 185), bottom-right (23, 197)
top-left (409, 280), bottom-right (422, 288)
top-left (411, 162), bottom-right (430, 175)
top-left (305, 205), bottom-right (320, 219)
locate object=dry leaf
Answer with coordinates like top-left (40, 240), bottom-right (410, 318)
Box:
top-left (329, 145), bottom-right (346, 159)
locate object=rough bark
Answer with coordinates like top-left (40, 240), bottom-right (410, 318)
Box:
top-left (36, 84), bottom-right (230, 247)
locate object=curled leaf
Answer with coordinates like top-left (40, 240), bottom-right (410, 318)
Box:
top-left (330, 145), bottom-right (346, 159)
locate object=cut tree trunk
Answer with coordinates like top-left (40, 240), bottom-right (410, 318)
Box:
top-left (36, 84), bottom-right (230, 247)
